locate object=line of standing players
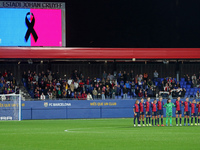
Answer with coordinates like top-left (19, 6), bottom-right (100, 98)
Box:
top-left (133, 96), bottom-right (200, 127)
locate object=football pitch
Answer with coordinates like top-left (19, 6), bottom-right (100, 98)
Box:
top-left (0, 118), bottom-right (199, 150)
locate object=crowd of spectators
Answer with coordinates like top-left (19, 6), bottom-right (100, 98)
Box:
top-left (0, 70), bottom-right (17, 95)
top-left (22, 69), bottom-right (200, 100)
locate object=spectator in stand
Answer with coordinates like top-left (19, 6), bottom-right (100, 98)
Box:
top-left (88, 84), bottom-right (94, 94)
top-left (43, 86), bottom-right (48, 96)
top-left (57, 87), bottom-right (62, 98)
top-left (47, 89), bottom-right (53, 99)
top-left (143, 73), bottom-right (148, 82)
top-left (102, 91), bottom-right (105, 100)
top-left (147, 87), bottom-right (153, 97)
top-left (62, 89), bottom-right (67, 98)
top-left (70, 81), bottom-right (75, 92)
top-left (81, 91), bottom-right (87, 100)
top-left (87, 93), bottom-right (93, 100)
top-left (40, 92), bottom-right (45, 100)
top-left (102, 71), bottom-right (107, 80)
top-left (181, 88), bottom-right (186, 97)
top-left (196, 91), bottom-right (200, 99)
top-left (86, 77), bottom-right (91, 89)
top-left (97, 87), bottom-right (102, 99)
top-left (144, 91), bottom-right (148, 98)
top-left (123, 71), bottom-right (127, 83)
top-left (125, 81), bottom-right (130, 92)
top-left (130, 81), bottom-right (135, 97)
top-left (78, 92), bottom-right (82, 100)
top-left (123, 85), bottom-right (128, 99)
top-left (116, 85), bottom-right (121, 97)
top-left (171, 79), bottom-right (176, 88)
top-left (92, 88), bottom-right (98, 99)
top-left (105, 87), bottom-right (111, 99)
top-left (120, 73), bottom-right (124, 83)
top-left (138, 89), bottom-right (143, 97)
top-left (142, 80), bottom-right (148, 90)
top-left (107, 73), bottom-right (114, 81)
top-left (192, 74), bottom-right (197, 87)
top-left (111, 86), bottom-right (116, 99)
top-left (52, 89), bottom-right (56, 99)
top-left (176, 81), bottom-right (180, 88)
top-left (135, 86), bottom-right (139, 96)
top-left (154, 70), bottom-right (159, 81)
top-left (147, 79), bottom-right (153, 88)
top-left (67, 88), bottom-right (72, 98)
top-left (164, 83), bottom-right (170, 91)
top-left (35, 91), bottom-right (40, 99)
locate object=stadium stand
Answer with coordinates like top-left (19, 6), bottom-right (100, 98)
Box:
top-left (0, 70), bottom-right (19, 95)
top-left (21, 69), bottom-right (200, 100)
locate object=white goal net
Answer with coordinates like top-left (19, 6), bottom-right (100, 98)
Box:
top-left (0, 94), bottom-right (21, 121)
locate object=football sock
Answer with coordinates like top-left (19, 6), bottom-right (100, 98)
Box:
top-left (187, 118), bottom-right (189, 123)
top-left (161, 118), bottom-right (163, 124)
top-left (134, 118), bottom-right (136, 124)
top-left (176, 118), bottom-right (178, 124)
top-left (166, 116), bottom-right (168, 125)
top-left (184, 118), bottom-right (186, 124)
top-left (152, 119), bottom-right (154, 125)
top-left (195, 117), bottom-right (197, 123)
top-left (146, 118), bottom-right (148, 124)
top-left (155, 119), bottom-right (157, 125)
top-left (191, 117), bottom-right (193, 124)
top-left (149, 117), bottom-right (151, 123)
top-left (180, 118), bottom-right (182, 124)
top-left (198, 119), bottom-right (200, 123)
top-left (158, 118), bottom-right (159, 124)
top-left (170, 117), bottom-right (172, 124)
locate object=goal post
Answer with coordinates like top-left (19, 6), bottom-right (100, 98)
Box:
top-left (0, 94), bottom-right (22, 121)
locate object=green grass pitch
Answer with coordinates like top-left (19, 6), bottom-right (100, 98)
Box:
top-left (0, 118), bottom-right (199, 150)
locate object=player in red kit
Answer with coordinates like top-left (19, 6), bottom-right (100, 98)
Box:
top-left (145, 97), bottom-right (151, 126)
top-left (157, 96), bottom-right (164, 126)
top-left (190, 99), bottom-right (198, 126)
top-left (133, 100), bottom-right (140, 127)
top-left (182, 97), bottom-right (190, 126)
top-left (197, 101), bottom-right (200, 125)
top-left (151, 99), bottom-right (157, 126)
top-left (174, 97), bottom-right (182, 126)
top-left (139, 98), bottom-right (145, 126)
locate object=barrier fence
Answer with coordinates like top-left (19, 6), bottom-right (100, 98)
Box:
top-left (0, 99), bottom-right (194, 120)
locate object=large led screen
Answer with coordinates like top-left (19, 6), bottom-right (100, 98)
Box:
top-left (0, 8), bottom-right (64, 46)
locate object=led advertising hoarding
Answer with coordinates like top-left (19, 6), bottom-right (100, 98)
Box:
top-left (0, 1), bottom-right (66, 47)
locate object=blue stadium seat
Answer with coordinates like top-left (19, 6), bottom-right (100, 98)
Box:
top-left (186, 85), bottom-right (191, 88)
top-left (179, 81), bottom-right (183, 85)
top-left (190, 88), bottom-right (194, 92)
top-left (183, 85), bottom-right (187, 89)
top-left (181, 78), bottom-right (185, 81)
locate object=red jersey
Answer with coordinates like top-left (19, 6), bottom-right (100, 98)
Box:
top-left (145, 102), bottom-right (150, 112)
top-left (152, 103), bottom-right (157, 112)
top-left (174, 100), bottom-right (182, 111)
top-left (81, 93), bottom-right (87, 100)
top-left (139, 102), bottom-right (145, 112)
top-left (134, 104), bottom-right (139, 112)
top-left (197, 104), bottom-right (200, 113)
top-left (157, 101), bottom-right (164, 110)
top-left (183, 101), bottom-right (189, 112)
top-left (190, 103), bottom-right (197, 114)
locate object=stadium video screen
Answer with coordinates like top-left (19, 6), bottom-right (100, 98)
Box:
top-left (0, 1), bottom-right (66, 47)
